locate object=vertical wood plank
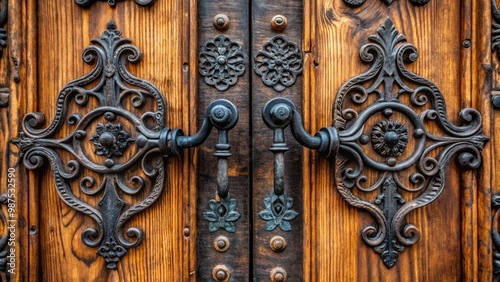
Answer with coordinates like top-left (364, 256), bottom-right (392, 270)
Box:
top-left (196, 0), bottom-right (251, 280)
top-left (251, 0), bottom-right (304, 280)
top-left (28, 0), bottom-right (195, 280)
top-left (306, 0), bottom-right (469, 280)
top-left (25, 0), bottom-right (39, 280)
top-left (460, 0), bottom-right (477, 280)
top-left (475, 0), bottom-right (493, 280)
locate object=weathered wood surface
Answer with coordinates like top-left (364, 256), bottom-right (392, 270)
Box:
top-left (250, 0), bottom-right (305, 281)
top-left (25, 0), bottom-right (197, 280)
top-left (196, 0), bottom-right (251, 280)
top-left (303, 0), bottom-right (492, 280)
top-left (0, 0), bottom-right (494, 280)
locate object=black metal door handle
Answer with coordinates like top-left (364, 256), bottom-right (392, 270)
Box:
top-left (12, 21), bottom-right (239, 269)
top-left (262, 18), bottom-right (489, 268)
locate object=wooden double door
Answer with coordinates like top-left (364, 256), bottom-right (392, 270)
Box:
top-left (0, 0), bottom-right (498, 280)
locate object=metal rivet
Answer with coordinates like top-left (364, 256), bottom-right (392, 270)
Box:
top-left (270, 267), bottom-right (287, 282)
top-left (212, 265), bottom-right (230, 282)
top-left (360, 134), bottom-right (370, 144)
top-left (462, 39), bottom-right (471, 48)
top-left (213, 14), bottom-right (230, 31)
top-left (270, 236), bottom-right (287, 252)
top-left (387, 157), bottom-right (397, 166)
top-left (136, 135), bottom-right (148, 147)
top-left (414, 128), bottom-right (424, 138)
top-left (214, 235), bottom-right (230, 252)
top-left (271, 15), bottom-right (287, 32)
top-left (493, 94), bottom-right (500, 108)
top-left (383, 108), bottom-right (393, 117)
top-left (183, 227), bottom-right (190, 237)
top-left (104, 159), bottom-right (114, 168)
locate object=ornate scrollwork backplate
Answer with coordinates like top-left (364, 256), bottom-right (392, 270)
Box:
top-left (13, 21), bottom-right (167, 269)
top-left (333, 18), bottom-right (488, 268)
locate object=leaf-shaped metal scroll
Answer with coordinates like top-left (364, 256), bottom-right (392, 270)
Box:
top-left (75, 0), bottom-right (155, 7)
top-left (12, 20), bottom-right (240, 270)
top-left (333, 18), bottom-right (488, 268)
top-left (13, 21), bottom-right (166, 269)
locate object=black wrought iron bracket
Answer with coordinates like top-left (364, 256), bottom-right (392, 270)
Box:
top-left (12, 21), bottom-right (238, 269)
top-left (262, 18), bottom-right (489, 268)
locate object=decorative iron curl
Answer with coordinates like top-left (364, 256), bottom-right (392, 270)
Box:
top-left (262, 17), bottom-right (488, 269)
top-left (332, 17), bottom-right (489, 268)
top-left (13, 21), bottom-right (239, 269)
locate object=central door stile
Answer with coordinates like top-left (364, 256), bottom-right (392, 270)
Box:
top-left (197, 0), bottom-right (251, 280)
top-left (251, 0), bottom-right (305, 280)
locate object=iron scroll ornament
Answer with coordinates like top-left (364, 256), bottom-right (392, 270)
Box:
top-left (262, 18), bottom-right (488, 268)
top-left (12, 21), bottom-right (239, 269)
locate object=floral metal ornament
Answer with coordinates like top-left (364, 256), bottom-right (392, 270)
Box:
top-left (90, 123), bottom-right (134, 158)
top-left (262, 17), bottom-right (488, 269)
top-left (371, 120), bottom-right (408, 157)
top-left (203, 193), bottom-right (241, 233)
top-left (332, 17), bottom-right (488, 268)
top-left (199, 35), bottom-right (246, 91)
top-left (12, 21), bottom-right (167, 269)
top-left (13, 20), bottom-right (240, 270)
top-left (75, 0), bottom-right (155, 7)
top-left (343, 0), bottom-right (429, 6)
top-left (259, 190), bottom-right (298, 231)
top-left (254, 35), bottom-right (303, 92)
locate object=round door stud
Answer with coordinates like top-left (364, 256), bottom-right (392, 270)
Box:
top-left (270, 267), bottom-right (287, 282)
top-left (269, 236), bottom-right (287, 252)
top-left (214, 235), bottom-right (230, 252)
top-left (212, 265), bottom-right (230, 282)
top-left (271, 15), bottom-right (287, 32)
top-left (213, 14), bottom-right (230, 31)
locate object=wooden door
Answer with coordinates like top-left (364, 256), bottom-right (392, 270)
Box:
top-left (0, 0), bottom-right (497, 281)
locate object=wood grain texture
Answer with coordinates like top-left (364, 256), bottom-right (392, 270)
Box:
top-left (196, 0), bottom-right (251, 280)
top-left (3, 0), bottom-right (494, 280)
top-left (31, 0), bottom-right (195, 280)
top-left (303, 0), bottom-right (474, 280)
top-left (251, 0), bottom-right (304, 280)
top-left (2, 0), bottom-right (33, 281)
